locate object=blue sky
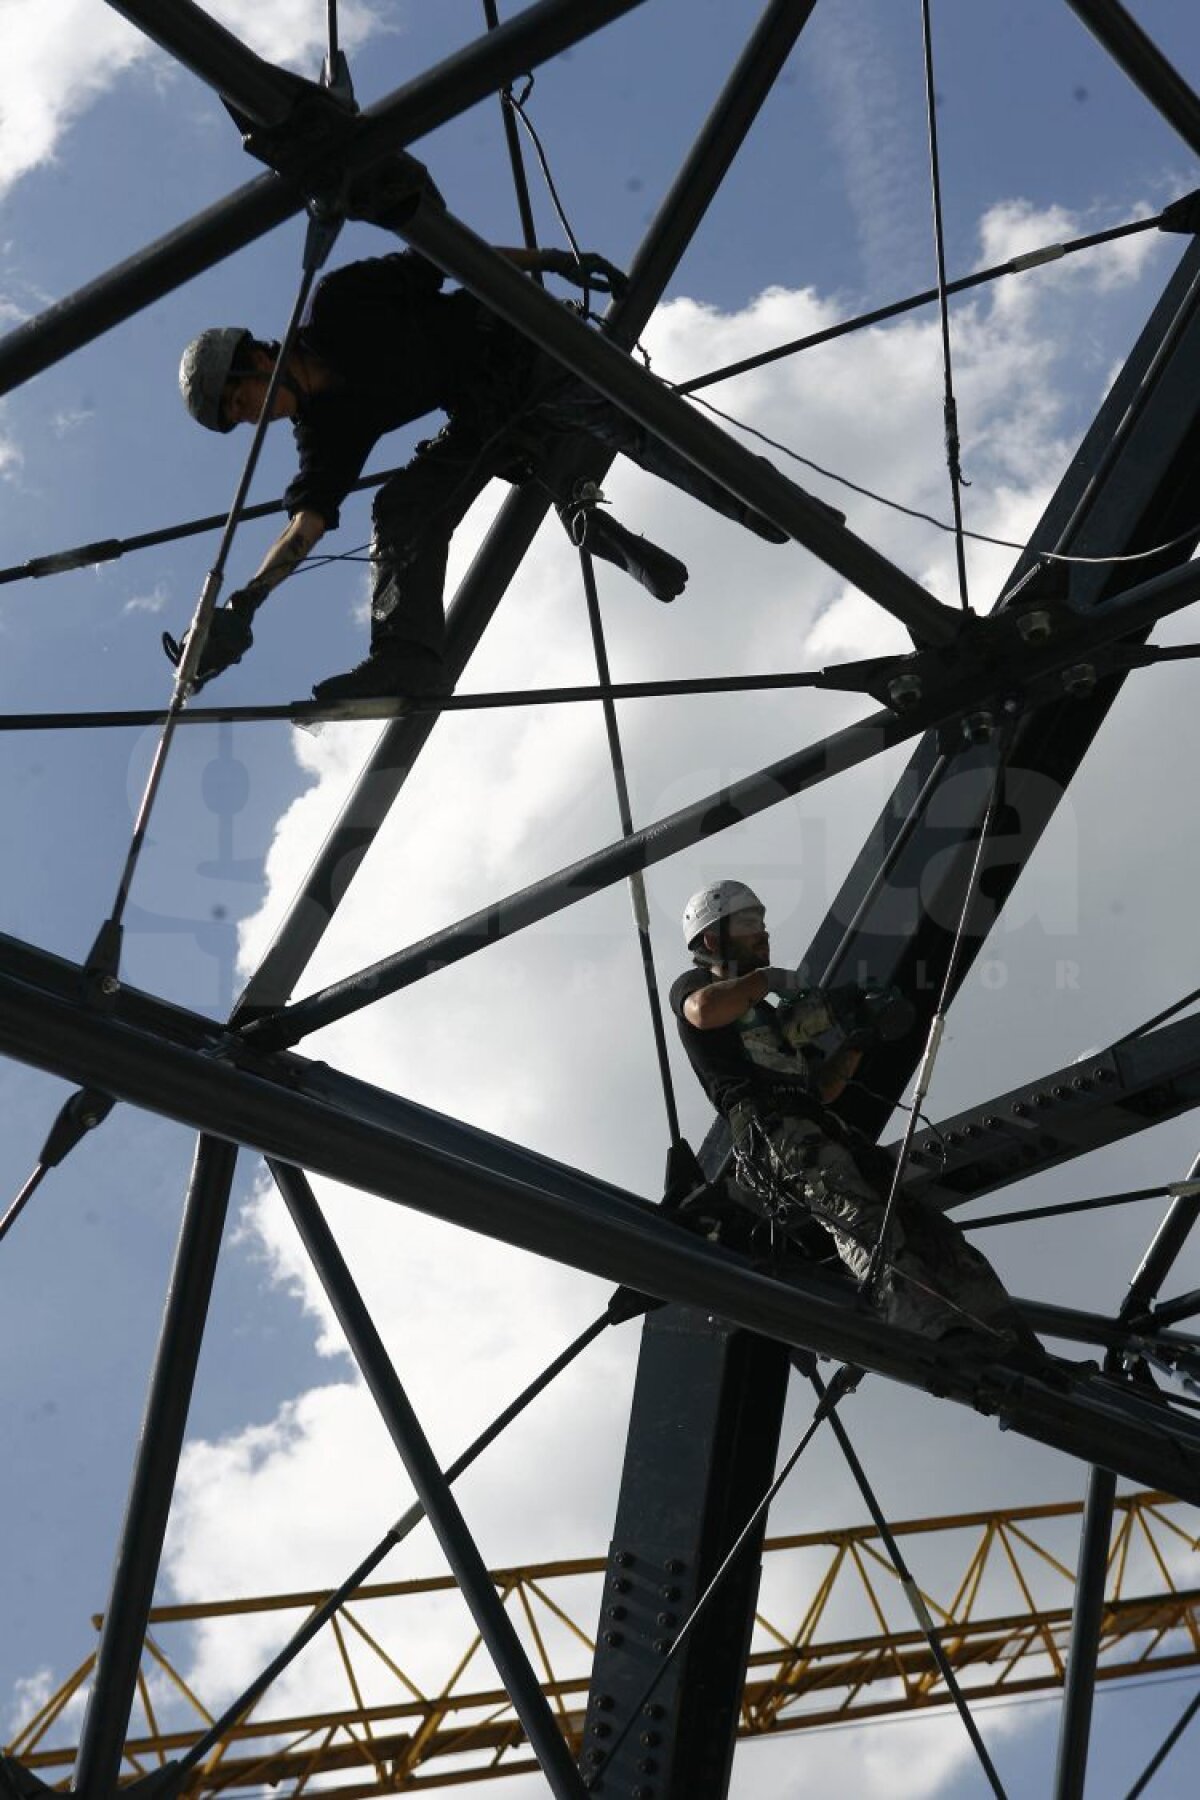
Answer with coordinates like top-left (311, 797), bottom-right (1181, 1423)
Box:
top-left (3, 3), bottom-right (1200, 1796)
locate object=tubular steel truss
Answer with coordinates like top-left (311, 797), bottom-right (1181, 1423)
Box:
top-left (3, 4), bottom-right (1200, 1800)
top-left (10, 1494), bottom-right (1199, 1795)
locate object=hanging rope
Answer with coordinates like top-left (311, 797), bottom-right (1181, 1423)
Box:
top-left (84, 211), bottom-right (342, 988)
top-left (577, 547), bottom-right (682, 1144)
top-left (861, 727), bottom-right (1014, 1305)
top-left (919, 0), bottom-right (971, 614)
top-left (481, 1), bottom-right (542, 263)
top-left (809, 1361), bottom-right (1009, 1798)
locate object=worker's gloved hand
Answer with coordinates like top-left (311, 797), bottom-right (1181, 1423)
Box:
top-left (162, 606), bottom-right (254, 692)
top-left (762, 966), bottom-right (807, 997)
top-left (834, 981), bottom-right (916, 1050)
top-left (543, 248), bottom-right (629, 299)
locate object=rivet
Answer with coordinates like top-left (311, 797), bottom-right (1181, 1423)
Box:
top-left (604, 1631), bottom-right (623, 1648)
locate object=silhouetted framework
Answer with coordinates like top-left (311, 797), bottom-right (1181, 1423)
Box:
top-left (2, 5), bottom-right (1200, 1800)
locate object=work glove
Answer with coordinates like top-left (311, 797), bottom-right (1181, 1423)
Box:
top-left (543, 248), bottom-right (629, 299)
top-left (162, 605), bottom-right (254, 692)
top-left (830, 980), bottom-right (916, 1050)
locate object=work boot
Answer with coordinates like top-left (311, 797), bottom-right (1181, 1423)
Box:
top-left (571, 508), bottom-right (688, 602)
top-left (312, 642), bottom-right (448, 705)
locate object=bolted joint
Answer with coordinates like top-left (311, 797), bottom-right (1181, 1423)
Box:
top-left (1016, 608), bottom-right (1053, 644)
top-left (1061, 662), bottom-right (1097, 697)
top-left (886, 671), bottom-right (923, 712)
top-left (961, 709), bottom-right (995, 745)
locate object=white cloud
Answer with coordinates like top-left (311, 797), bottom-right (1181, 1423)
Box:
top-left (122, 580), bottom-right (170, 615)
top-left (0, 2), bottom-right (391, 204)
top-left (139, 201), bottom-right (1198, 1792)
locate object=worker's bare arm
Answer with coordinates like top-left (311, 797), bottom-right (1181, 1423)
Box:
top-left (237, 509), bottom-right (326, 607)
top-left (683, 969), bottom-right (770, 1030)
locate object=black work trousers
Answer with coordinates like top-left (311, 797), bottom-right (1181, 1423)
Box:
top-left (367, 356), bottom-right (762, 656)
top-left (735, 1112), bottom-right (1029, 1343)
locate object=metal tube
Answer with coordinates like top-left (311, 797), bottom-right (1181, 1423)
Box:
top-left (578, 547), bottom-right (681, 1143)
top-left (1051, 1464), bottom-right (1118, 1800)
top-left (248, 552), bottom-right (1200, 1051)
top-left (268, 1162), bottom-right (586, 1798)
top-left (232, 0), bottom-right (831, 1022)
top-left (0, 0), bottom-right (646, 396)
top-left (103, 0), bottom-right (304, 127)
top-left (0, 668), bottom-right (833, 733)
top-left (402, 199), bottom-right (960, 648)
top-left (3, 954), bottom-right (1200, 1495)
top-left (1064, 0), bottom-right (1200, 159)
top-left (246, 702), bottom-right (915, 1050)
top-left (1121, 1150), bottom-right (1200, 1322)
top-left (72, 1136), bottom-right (239, 1800)
top-left (175, 1303), bottom-right (607, 1776)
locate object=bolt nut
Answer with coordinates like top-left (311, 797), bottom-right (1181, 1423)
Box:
top-left (962, 709), bottom-right (995, 745)
top-left (653, 1638), bottom-right (673, 1654)
top-left (1062, 661), bottom-right (1096, 697)
top-left (605, 1605), bottom-right (626, 1621)
top-left (643, 1704), bottom-right (664, 1720)
top-left (590, 1722), bottom-right (611, 1739)
top-left (596, 1694), bottom-right (614, 1712)
top-left (655, 1612), bottom-right (675, 1627)
top-left (603, 1631), bottom-right (623, 1648)
top-left (611, 1577), bottom-right (630, 1594)
top-left (615, 1551), bottom-right (634, 1568)
top-left (887, 671), bottom-right (923, 712)
top-left (99, 974), bottom-right (120, 996)
top-left (1016, 608), bottom-right (1053, 645)
top-left (639, 1732), bottom-right (661, 1747)
top-left (664, 1558), bottom-right (684, 1575)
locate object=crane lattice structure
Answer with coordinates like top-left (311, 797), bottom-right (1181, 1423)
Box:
top-left (4, 3), bottom-right (1200, 1798)
top-left (9, 1494), bottom-right (1200, 1794)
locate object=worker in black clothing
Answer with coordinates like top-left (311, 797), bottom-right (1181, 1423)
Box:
top-left (670, 880), bottom-right (1039, 1350)
top-left (175, 245), bottom-right (794, 701)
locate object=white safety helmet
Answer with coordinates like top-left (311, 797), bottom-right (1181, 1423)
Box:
top-left (179, 327), bottom-right (254, 433)
top-left (682, 880), bottom-right (765, 952)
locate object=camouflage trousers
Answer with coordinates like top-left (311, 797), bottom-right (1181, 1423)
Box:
top-left (732, 1112), bottom-right (1026, 1341)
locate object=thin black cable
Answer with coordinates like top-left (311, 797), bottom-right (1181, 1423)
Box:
top-left (676, 212), bottom-right (1166, 398)
top-left (0, 1165), bottom-right (48, 1248)
top-left (808, 1362), bottom-right (1008, 1798)
top-left (965, 1186), bottom-right (1176, 1231)
top-left (920, 0), bottom-right (971, 613)
top-left (481, 1), bottom-right (542, 261)
top-left (862, 730), bottom-right (1013, 1305)
top-left (1112, 984), bottom-right (1200, 1047)
top-left (1124, 1683), bottom-right (1200, 1798)
top-left (176, 1306), bottom-right (612, 1776)
top-left (577, 547), bottom-right (681, 1145)
top-left (683, 385), bottom-right (1200, 566)
top-left (584, 1365), bottom-right (857, 1791)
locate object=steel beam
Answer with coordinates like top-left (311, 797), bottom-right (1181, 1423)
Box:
top-left (398, 196), bottom-right (960, 648)
top-left (1052, 1465), bottom-right (1119, 1800)
top-left (104, 0), bottom-right (309, 128)
top-left (71, 1136), bottom-right (239, 1800)
top-left (268, 1162), bottom-right (586, 1798)
top-left (804, 233), bottom-right (1200, 1142)
top-left (1064, 0), bottom-right (1200, 158)
top-left (234, 0), bottom-right (836, 1018)
top-left (242, 554), bottom-right (1200, 1052)
top-left (3, 941), bottom-right (1200, 1496)
top-left (578, 1314), bottom-right (790, 1798)
top-left (901, 1014), bottom-right (1200, 1207)
top-left (0, 0), bottom-right (645, 395)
